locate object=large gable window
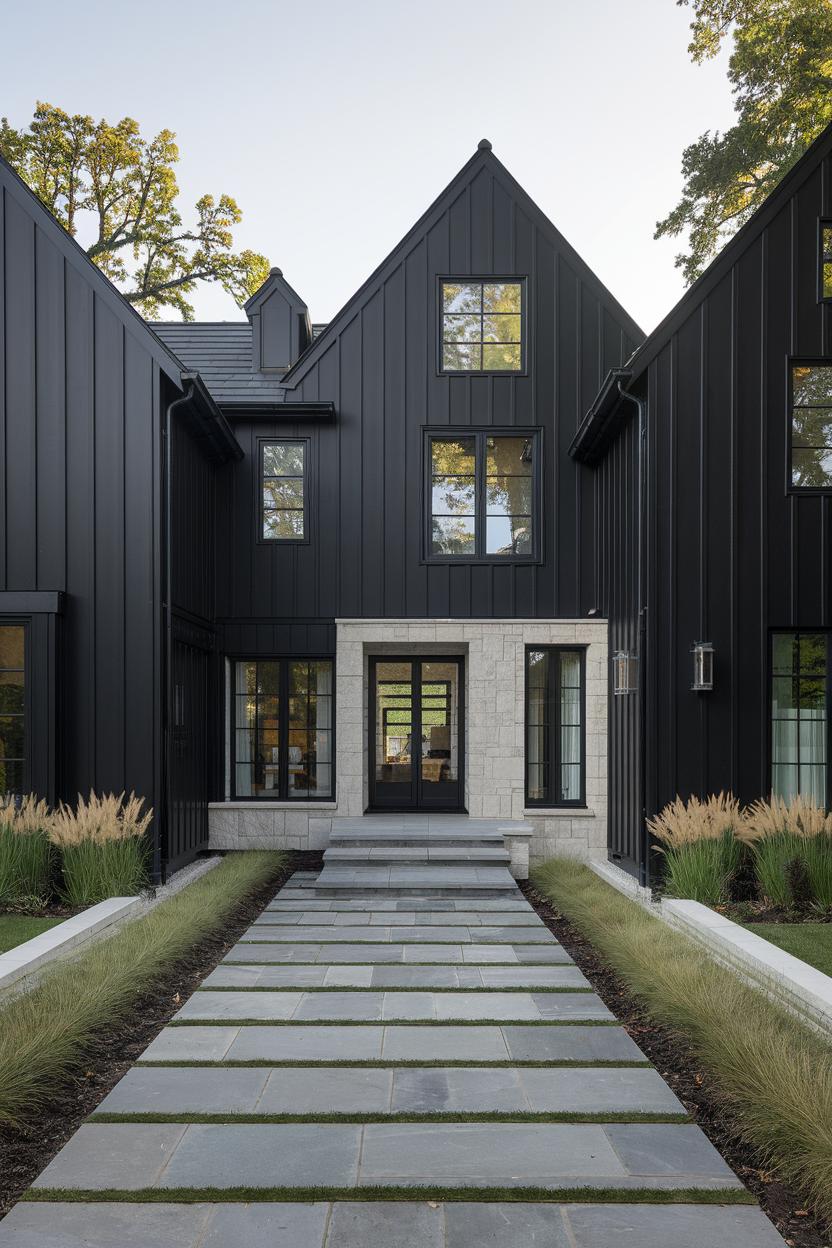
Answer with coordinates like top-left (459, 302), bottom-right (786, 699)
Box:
top-left (440, 280), bottom-right (524, 372)
top-left (426, 429), bottom-right (539, 560)
top-left (260, 440), bottom-right (308, 540)
top-left (820, 220), bottom-right (832, 301)
top-left (790, 363), bottom-right (832, 489)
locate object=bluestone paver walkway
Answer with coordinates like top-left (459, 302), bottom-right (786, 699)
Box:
top-left (0, 853), bottom-right (787, 1246)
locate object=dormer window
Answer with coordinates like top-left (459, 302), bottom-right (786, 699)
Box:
top-left (820, 221), bottom-right (832, 301)
top-left (440, 279), bottom-right (525, 372)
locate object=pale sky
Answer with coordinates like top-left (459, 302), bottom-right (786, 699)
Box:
top-left (4, 0), bottom-right (737, 334)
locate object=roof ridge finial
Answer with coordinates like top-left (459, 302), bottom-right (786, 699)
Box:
top-left (477, 138), bottom-right (492, 151)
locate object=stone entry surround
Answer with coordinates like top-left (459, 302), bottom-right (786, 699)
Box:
top-left (3, 860), bottom-right (785, 1247)
top-left (210, 618), bottom-right (608, 863)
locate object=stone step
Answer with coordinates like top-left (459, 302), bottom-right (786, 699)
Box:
top-left (96, 1064), bottom-right (685, 1117)
top-left (140, 1023), bottom-right (647, 1065)
top-left (265, 897), bottom-right (536, 912)
top-left (309, 864), bottom-right (519, 896)
top-left (32, 1121), bottom-right (743, 1193)
top-left (1, 1200), bottom-right (787, 1248)
top-left (259, 910), bottom-right (544, 927)
top-left (174, 989), bottom-right (612, 1023)
top-left (329, 831), bottom-right (507, 848)
top-left (224, 942), bottom-right (574, 965)
top-left (204, 964), bottom-right (586, 989)
top-left (323, 847), bottom-right (512, 863)
top-left (240, 923), bottom-right (557, 944)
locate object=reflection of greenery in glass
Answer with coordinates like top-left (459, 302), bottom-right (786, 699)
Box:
top-left (442, 281), bottom-right (522, 371)
top-left (429, 433), bottom-right (535, 556)
top-left (792, 366), bottom-right (832, 487)
top-left (485, 436), bottom-right (533, 554)
top-left (262, 441), bottom-right (304, 538)
top-left (0, 626), bottom-right (25, 793)
top-left (823, 227), bottom-right (832, 299)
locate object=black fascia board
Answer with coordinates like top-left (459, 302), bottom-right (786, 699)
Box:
top-left (181, 372), bottom-right (245, 461)
top-left (570, 368), bottom-right (633, 464)
top-left (220, 400), bottom-right (337, 422)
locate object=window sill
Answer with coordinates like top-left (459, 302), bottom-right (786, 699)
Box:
top-left (211, 801), bottom-right (337, 811)
top-left (523, 807), bottom-right (595, 818)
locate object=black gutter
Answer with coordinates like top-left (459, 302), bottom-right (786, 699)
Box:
top-left (220, 400), bottom-right (336, 422)
top-left (569, 368), bottom-right (632, 464)
top-left (182, 373), bottom-right (244, 460)
top-left (616, 378), bottom-right (651, 888)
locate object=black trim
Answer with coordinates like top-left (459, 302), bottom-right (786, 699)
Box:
top-left (229, 656), bottom-right (335, 802)
top-left (0, 592), bottom-right (64, 615)
top-left (223, 401), bottom-right (336, 421)
top-left (786, 357), bottom-right (832, 494)
top-left (524, 645), bottom-right (587, 808)
top-left (256, 436), bottom-right (311, 545)
top-left (368, 655), bottom-right (465, 812)
top-left (436, 276), bottom-right (528, 376)
top-left (422, 427), bottom-right (542, 564)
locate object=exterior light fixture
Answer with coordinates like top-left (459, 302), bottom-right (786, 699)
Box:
top-left (612, 650), bottom-right (638, 695)
top-left (691, 641), bottom-right (714, 692)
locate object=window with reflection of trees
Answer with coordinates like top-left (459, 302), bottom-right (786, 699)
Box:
top-left (261, 441), bottom-right (306, 539)
top-left (441, 280), bottom-right (524, 372)
top-left (791, 364), bottom-right (832, 488)
top-left (427, 430), bottom-right (538, 559)
top-left (232, 658), bottom-right (333, 799)
top-left (771, 633), bottom-right (828, 805)
top-left (821, 223), bottom-right (832, 301)
top-left (526, 647), bottom-right (584, 806)
top-left (0, 626), bottom-right (25, 795)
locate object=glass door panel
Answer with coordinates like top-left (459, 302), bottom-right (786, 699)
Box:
top-left (372, 661), bottom-right (415, 807)
top-left (418, 661), bottom-right (461, 807)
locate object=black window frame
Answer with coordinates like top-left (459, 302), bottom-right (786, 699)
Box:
top-left (787, 357), bottom-right (832, 494)
top-left (769, 630), bottom-right (832, 809)
top-left (422, 426), bottom-right (542, 564)
top-left (229, 655), bottom-right (335, 802)
top-left (0, 619), bottom-right (30, 797)
top-left (257, 436), bottom-right (311, 545)
top-left (524, 645), bottom-right (587, 809)
top-left (437, 276), bottom-right (528, 376)
top-left (819, 218), bottom-right (832, 303)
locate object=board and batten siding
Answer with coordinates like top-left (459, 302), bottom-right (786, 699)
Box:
top-left (215, 153), bottom-right (642, 623)
top-left (0, 163), bottom-right (166, 863)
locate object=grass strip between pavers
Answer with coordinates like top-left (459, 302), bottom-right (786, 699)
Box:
top-left (88, 1110), bottom-right (691, 1125)
top-left (23, 1185), bottom-right (755, 1206)
top-left (195, 984), bottom-right (593, 994)
top-left (0, 852), bottom-right (287, 1128)
top-left (238, 939), bottom-right (560, 945)
top-left (531, 858), bottom-right (832, 1228)
top-left (166, 1017), bottom-right (617, 1028)
top-left (135, 1058), bottom-right (653, 1069)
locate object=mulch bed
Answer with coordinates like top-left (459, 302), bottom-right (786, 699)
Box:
top-left (523, 881), bottom-right (831, 1248)
top-left (0, 850), bottom-right (320, 1220)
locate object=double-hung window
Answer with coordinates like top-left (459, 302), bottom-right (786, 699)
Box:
top-left (525, 647), bottom-right (585, 807)
top-left (771, 632), bottom-right (829, 806)
top-left (260, 440), bottom-right (308, 540)
top-left (440, 279), bottom-right (525, 372)
top-left (426, 429), bottom-right (539, 560)
top-left (0, 625), bottom-right (26, 795)
top-left (232, 658), bottom-right (333, 799)
top-left (790, 362), bottom-right (832, 489)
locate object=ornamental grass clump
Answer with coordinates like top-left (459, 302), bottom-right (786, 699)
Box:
top-left (50, 791), bottom-right (152, 905)
top-left (0, 795), bottom-right (53, 907)
top-left (740, 795), bottom-right (832, 911)
top-left (648, 791), bottom-right (744, 903)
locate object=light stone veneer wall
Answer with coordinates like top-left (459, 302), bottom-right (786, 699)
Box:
top-left (209, 618), bottom-right (608, 863)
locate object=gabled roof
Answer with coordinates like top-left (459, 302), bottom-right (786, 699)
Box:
top-left (152, 322), bottom-right (287, 406)
top-left (278, 140), bottom-right (644, 390)
top-left (626, 117), bottom-right (832, 383)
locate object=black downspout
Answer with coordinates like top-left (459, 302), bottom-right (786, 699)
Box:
top-left (617, 379), bottom-right (650, 887)
top-left (158, 383), bottom-right (196, 884)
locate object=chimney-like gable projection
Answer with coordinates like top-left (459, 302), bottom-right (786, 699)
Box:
top-left (245, 268), bottom-right (313, 372)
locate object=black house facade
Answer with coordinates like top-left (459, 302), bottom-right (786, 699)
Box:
top-left (4, 124), bottom-right (832, 881)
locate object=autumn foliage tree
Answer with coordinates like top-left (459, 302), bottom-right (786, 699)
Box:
top-left (656, 0), bottom-right (832, 284)
top-left (0, 102), bottom-right (269, 319)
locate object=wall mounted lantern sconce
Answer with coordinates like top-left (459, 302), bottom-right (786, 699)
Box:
top-left (612, 650), bottom-right (638, 695)
top-left (691, 641), bottom-right (714, 692)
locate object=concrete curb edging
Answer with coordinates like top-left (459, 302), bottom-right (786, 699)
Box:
top-left (589, 860), bottom-right (832, 1037)
top-left (0, 855), bottom-right (222, 998)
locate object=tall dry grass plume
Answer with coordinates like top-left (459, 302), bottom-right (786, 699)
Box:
top-left (49, 791), bottom-right (152, 847)
top-left (739, 794), bottom-right (832, 843)
top-left (647, 791), bottom-right (743, 847)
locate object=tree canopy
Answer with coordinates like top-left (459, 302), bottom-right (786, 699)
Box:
top-left (655, 0), bottom-right (832, 284)
top-left (0, 102), bottom-right (269, 319)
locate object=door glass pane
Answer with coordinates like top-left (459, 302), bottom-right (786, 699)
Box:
top-left (771, 632), bottom-right (828, 802)
top-left (375, 662), bottom-right (413, 788)
top-left (420, 662), bottom-right (459, 786)
top-left (287, 660), bottom-right (334, 797)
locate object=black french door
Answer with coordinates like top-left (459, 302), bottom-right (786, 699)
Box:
top-left (369, 656), bottom-right (464, 811)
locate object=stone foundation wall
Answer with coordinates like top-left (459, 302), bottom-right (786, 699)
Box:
top-left (209, 618), bottom-right (608, 862)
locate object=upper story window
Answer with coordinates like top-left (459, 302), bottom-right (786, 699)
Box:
top-left (790, 363), bottom-right (832, 489)
top-left (260, 439), bottom-right (308, 540)
top-left (440, 279), bottom-right (524, 372)
top-left (820, 220), bottom-right (832, 300)
top-left (0, 625), bottom-right (26, 795)
top-left (425, 428), bottom-right (539, 561)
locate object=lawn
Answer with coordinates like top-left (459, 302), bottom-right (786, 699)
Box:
top-left (746, 922), bottom-right (832, 977)
top-left (0, 913), bottom-right (65, 954)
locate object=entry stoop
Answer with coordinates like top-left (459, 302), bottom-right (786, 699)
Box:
top-left (307, 816), bottom-right (530, 897)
